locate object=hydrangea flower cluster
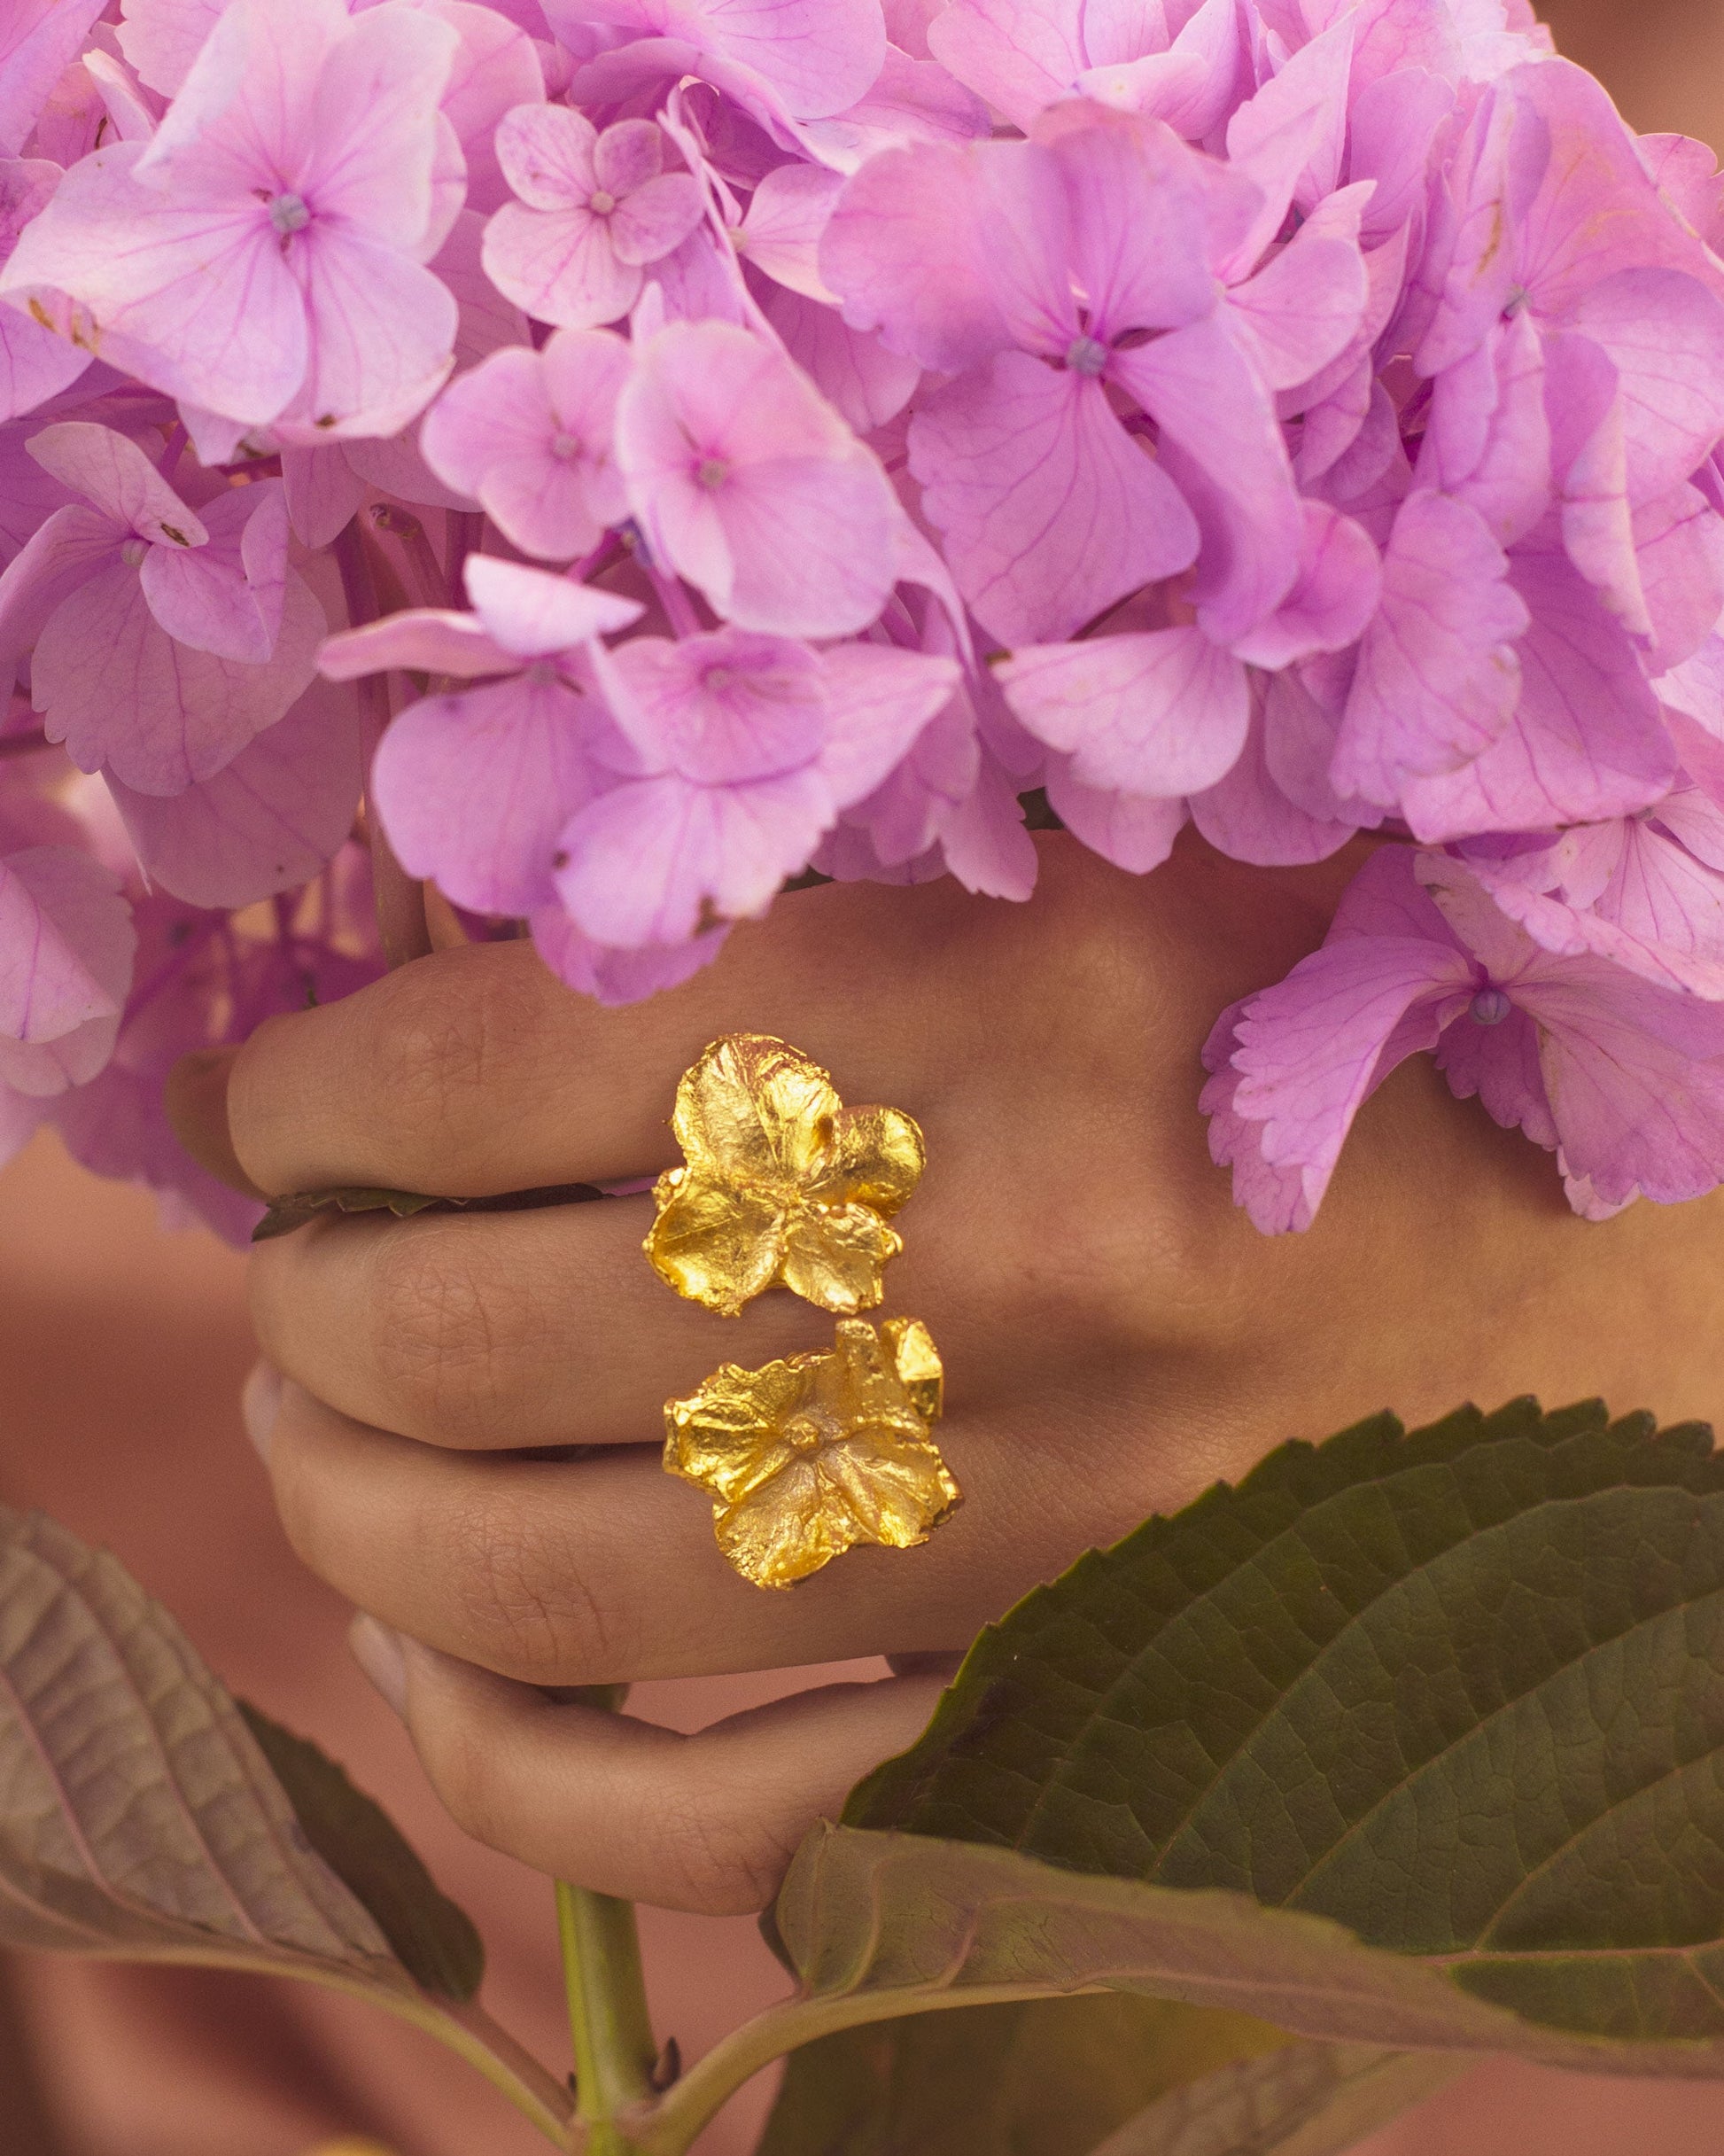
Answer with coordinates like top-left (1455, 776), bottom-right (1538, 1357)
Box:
top-left (5, 0), bottom-right (1724, 1238)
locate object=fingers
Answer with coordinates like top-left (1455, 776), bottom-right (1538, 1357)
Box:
top-left (248, 1197), bottom-right (845, 1449)
top-left (352, 1616), bottom-right (947, 1912)
top-left (225, 874), bottom-right (996, 1201)
top-left (164, 1047), bottom-right (262, 1198)
top-left (261, 1380), bottom-right (1148, 1684)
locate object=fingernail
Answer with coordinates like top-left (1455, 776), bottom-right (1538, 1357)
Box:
top-left (348, 1614), bottom-right (408, 1718)
top-left (241, 1361), bottom-right (283, 1465)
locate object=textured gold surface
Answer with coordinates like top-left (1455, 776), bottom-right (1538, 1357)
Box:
top-left (645, 1035), bottom-right (925, 1316)
top-left (664, 1318), bottom-right (959, 1590)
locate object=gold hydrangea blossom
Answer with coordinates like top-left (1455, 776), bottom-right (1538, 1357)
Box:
top-left (645, 1035), bottom-right (925, 1317)
top-left (664, 1318), bottom-right (958, 1589)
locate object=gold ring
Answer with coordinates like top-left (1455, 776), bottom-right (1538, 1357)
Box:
top-left (649, 1035), bottom-right (957, 1588)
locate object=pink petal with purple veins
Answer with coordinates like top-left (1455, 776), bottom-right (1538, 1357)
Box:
top-left (0, 0), bottom-right (109, 154)
top-left (1633, 485), bottom-right (1724, 674)
top-left (422, 331), bottom-right (629, 560)
top-left (739, 163), bottom-right (845, 300)
top-left (935, 749), bottom-right (1038, 899)
top-left (0, 502), bottom-right (120, 677)
top-left (530, 901), bottom-right (727, 1005)
top-left (1189, 694), bottom-right (1358, 865)
top-left (1401, 544), bottom-right (1676, 838)
top-left (763, 284), bottom-right (920, 435)
top-left (1332, 490), bottom-right (1526, 806)
top-left (816, 641), bottom-right (962, 806)
top-left (319, 608), bottom-right (519, 681)
top-left (281, 225), bottom-right (458, 437)
top-left (282, 443), bottom-right (367, 550)
top-left (1114, 313), bottom-right (1303, 642)
top-left (911, 355), bottom-right (1198, 646)
top-left (1225, 221), bottom-right (1369, 394)
top-left (1225, 932), bottom-right (1472, 1196)
top-left (924, 0), bottom-right (1095, 129)
top-left (484, 198), bottom-right (643, 328)
top-left (1560, 269), bottom-right (1724, 504)
top-left (108, 673), bottom-right (362, 907)
top-left (820, 142), bottom-right (1013, 373)
top-left (1418, 309), bottom-right (1550, 548)
top-left (496, 103), bottom-right (601, 209)
top-left (1044, 758), bottom-right (1187, 873)
top-left (1077, 0), bottom-right (1246, 140)
top-left (139, 479), bottom-right (289, 663)
top-left (998, 626), bottom-right (1246, 797)
top-left (1231, 502), bottom-right (1381, 669)
top-left (35, 559), bottom-right (324, 794)
top-left (298, 2), bottom-right (457, 250)
top-left (428, 0), bottom-right (545, 215)
top-left (466, 552), bottom-right (644, 657)
top-left (604, 629), bottom-right (827, 783)
top-left (1200, 1000), bottom-right (1322, 1234)
top-left (1221, 14), bottom-right (1354, 270)
top-left (0, 844), bottom-right (134, 1097)
top-left (608, 173), bottom-right (705, 266)
top-left (27, 420), bottom-right (205, 547)
top-left (555, 763), bottom-right (833, 945)
top-left (3, 150), bottom-right (303, 425)
top-left (549, 0), bottom-right (886, 117)
top-left (617, 320), bottom-right (898, 636)
top-left (375, 670), bottom-right (602, 915)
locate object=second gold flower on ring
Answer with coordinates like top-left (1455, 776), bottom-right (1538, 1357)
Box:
top-left (644, 1033), bottom-right (924, 1317)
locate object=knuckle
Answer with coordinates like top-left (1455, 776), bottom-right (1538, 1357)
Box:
top-left (653, 1780), bottom-right (798, 1915)
top-left (435, 1490), bottom-right (616, 1685)
top-left (366, 1225), bottom-right (506, 1439)
top-left (367, 952), bottom-right (548, 1167)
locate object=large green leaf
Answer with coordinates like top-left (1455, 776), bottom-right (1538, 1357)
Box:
top-left (755, 1996), bottom-right (1290, 2156)
top-left (0, 1506), bottom-right (568, 2141)
top-left (844, 1398), bottom-right (1724, 2049)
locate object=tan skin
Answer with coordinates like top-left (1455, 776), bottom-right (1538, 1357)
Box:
top-left (193, 831), bottom-right (1724, 1916)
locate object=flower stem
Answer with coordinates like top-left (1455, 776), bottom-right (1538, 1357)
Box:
top-left (555, 1880), bottom-right (658, 2155)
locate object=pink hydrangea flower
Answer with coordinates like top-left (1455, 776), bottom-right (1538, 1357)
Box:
top-left (420, 327), bottom-right (630, 559)
top-left (0, 423), bottom-right (323, 793)
top-left (2, 0), bottom-right (462, 433)
top-left (1204, 845), bottom-right (1724, 1230)
top-left (0, 841), bottom-right (136, 1103)
top-left (615, 318), bottom-right (902, 636)
top-left (482, 109), bottom-right (705, 329)
top-left (0, 160), bottom-right (90, 418)
top-left (320, 553), bottom-right (645, 917)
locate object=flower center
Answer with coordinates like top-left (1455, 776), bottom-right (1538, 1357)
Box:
top-left (120, 536), bottom-right (148, 567)
top-left (549, 431), bottom-right (580, 461)
top-left (525, 658), bottom-right (560, 686)
top-left (268, 191), bottom-right (311, 237)
top-left (588, 189), bottom-right (616, 216)
top-left (703, 666), bottom-right (732, 693)
top-left (695, 456), bottom-right (729, 491)
top-left (1470, 986), bottom-right (1511, 1026)
top-left (783, 1413), bottom-right (826, 1455)
top-left (1065, 334), bottom-right (1108, 377)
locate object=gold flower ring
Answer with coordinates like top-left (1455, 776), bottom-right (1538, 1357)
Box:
top-left (650, 1036), bottom-right (959, 1589)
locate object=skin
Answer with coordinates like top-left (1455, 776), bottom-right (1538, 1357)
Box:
top-left (196, 832), bottom-right (1724, 1916)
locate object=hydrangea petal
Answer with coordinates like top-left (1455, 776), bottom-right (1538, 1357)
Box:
top-left (998, 626), bottom-right (1247, 797)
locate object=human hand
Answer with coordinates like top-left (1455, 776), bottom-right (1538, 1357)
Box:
top-left (213, 833), bottom-right (1724, 1913)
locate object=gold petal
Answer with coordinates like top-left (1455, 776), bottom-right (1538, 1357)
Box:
top-left (713, 1458), bottom-right (859, 1590)
top-left (670, 1036), bottom-right (841, 1191)
top-left (778, 1203), bottom-right (902, 1315)
top-left (644, 1170), bottom-right (784, 1315)
top-left (822, 1428), bottom-right (961, 1548)
top-left (663, 1354), bottom-right (814, 1501)
top-left (882, 1317), bottom-right (944, 1425)
top-left (807, 1104), bottom-right (926, 1216)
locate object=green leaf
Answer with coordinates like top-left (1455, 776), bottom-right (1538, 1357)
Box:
top-left (236, 1702), bottom-right (483, 2001)
top-left (0, 1506), bottom-right (569, 2142)
top-left (754, 1996), bottom-right (1290, 2156)
top-left (1088, 2043), bottom-right (1463, 2156)
top-left (845, 1398), bottom-right (1724, 2049)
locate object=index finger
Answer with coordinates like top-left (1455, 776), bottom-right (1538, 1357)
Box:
top-left (225, 872), bottom-right (998, 1199)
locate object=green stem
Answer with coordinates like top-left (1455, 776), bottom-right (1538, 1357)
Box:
top-left (556, 1880), bottom-right (658, 2155)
